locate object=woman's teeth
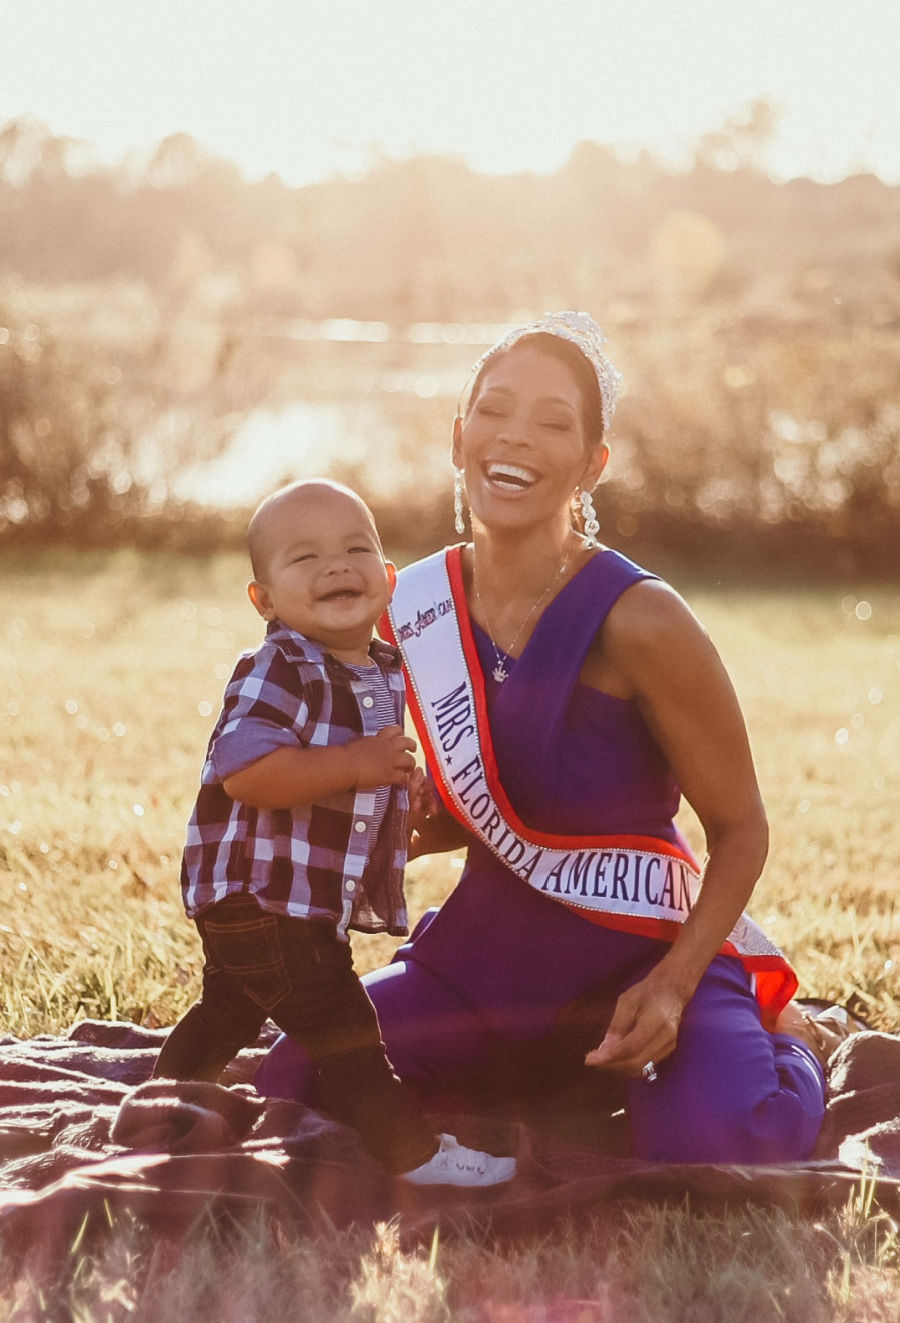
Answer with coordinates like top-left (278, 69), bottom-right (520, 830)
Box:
top-left (485, 463), bottom-right (536, 490)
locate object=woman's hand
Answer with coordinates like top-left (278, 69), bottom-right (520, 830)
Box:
top-left (408, 767), bottom-right (439, 838)
top-left (407, 768), bottom-right (472, 859)
top-left (584, 966), bottom-right (691, 1077)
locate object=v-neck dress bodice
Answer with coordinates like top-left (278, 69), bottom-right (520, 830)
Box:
top-left (467, 549), bottom-right (681, 842)
top-left (406, 549), bottom-right (692, 1003)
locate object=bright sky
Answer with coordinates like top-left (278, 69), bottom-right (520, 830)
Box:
top-left (4, 0), bottom-right (899, 185)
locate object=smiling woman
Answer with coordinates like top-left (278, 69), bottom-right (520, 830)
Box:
top-left (450, 330), bottom-right (611, 682)
top-left (258, 311), bottom-right (846, 1166)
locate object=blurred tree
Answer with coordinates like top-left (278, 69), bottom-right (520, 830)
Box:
top-left (0, 294), bottom-right (272, 546)
top-left (145, 132), bottom-right (208, 188)
top-left (0, 315), bottom-right (146, 540)
top-left (694, 98), bottom-right (782, 172)
top-left (2, 115), bottom-right (899, 318)
top-left (1, 118), bottom-right (899, 571)
top-left (651, 210), bottom-right (727, 301)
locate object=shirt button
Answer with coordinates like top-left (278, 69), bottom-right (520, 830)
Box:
top-left (345, 880), bottom-right (357, 893)
top-left (354, 820), bottom-right (367, 833)
top-left (362, 696), bottom-right (375, 709)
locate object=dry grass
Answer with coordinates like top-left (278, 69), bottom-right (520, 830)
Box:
top-left (685, 581), bottom-right (899, 1026)
top-left (1, 550), bottom-right (898, 1319)
top-left (3, 1200), bottom-right (898, 1322)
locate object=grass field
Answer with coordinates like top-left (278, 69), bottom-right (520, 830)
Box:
top-left (1, 549), bottom-right (898, 1319)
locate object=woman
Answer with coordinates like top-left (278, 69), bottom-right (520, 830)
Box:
top-left (258, 311), bottom-right (839, 1163)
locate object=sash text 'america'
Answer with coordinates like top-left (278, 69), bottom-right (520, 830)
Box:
top-left (432, 682), bottom-right (696, 916)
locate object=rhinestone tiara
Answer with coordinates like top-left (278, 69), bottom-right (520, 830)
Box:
top-left (469, 310), bottom-right (622, 432)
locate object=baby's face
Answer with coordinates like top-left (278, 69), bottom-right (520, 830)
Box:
top-left (249, 490), bottom-right (393, 659)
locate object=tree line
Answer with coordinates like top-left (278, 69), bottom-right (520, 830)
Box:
top-left (1, 117), bottom-right (899, 576)
top-left (2, 117), bottom-right (900, 321)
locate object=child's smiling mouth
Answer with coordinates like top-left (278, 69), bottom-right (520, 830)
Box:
top-left (319, 587), bottom-right (362, 603)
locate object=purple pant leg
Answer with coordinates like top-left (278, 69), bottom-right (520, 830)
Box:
top-left (255, 910), bottom-right (826, 1164)
top-left (254, 953), bottom-right (493, 1106)
top-left (625, 955), bottom-right (825, 1163)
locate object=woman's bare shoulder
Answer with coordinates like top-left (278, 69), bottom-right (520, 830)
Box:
top-left (582, 576), bottom-right (716, 699)
top-left (606, 577), bottom-right (710, 651)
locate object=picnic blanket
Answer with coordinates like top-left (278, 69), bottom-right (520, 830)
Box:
top-left (1, 1017), bottom-right (899, 1259)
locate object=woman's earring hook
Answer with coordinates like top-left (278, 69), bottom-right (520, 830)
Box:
top-left (453, 467), bottom-right (467, 536)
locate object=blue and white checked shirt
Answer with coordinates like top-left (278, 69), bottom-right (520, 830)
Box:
top-left (181, 621), bottom-right (410, 937)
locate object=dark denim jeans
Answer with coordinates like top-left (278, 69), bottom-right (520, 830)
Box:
top-left (154, 893), bottom-right (436, 1172)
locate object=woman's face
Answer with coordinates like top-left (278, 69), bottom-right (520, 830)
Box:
top-left (453, 343), bottom-right (608, 535)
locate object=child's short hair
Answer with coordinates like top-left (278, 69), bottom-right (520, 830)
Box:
top-left (247, 478), bottom-right (377, 579)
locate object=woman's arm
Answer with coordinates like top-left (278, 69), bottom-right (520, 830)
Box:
top-left (583, 579), bottom-right (769, 1078)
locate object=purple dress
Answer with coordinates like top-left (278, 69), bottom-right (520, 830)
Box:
top-left (257, 550), bottom-right (825, 1162)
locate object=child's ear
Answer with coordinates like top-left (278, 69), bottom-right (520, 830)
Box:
top-left (248, 580), bottom-right (275, 620)
top-left (385, 561), bottom-right (398, 597)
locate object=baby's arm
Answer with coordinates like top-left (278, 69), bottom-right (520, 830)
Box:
top-left (223, 725), bottom-right (416, 809)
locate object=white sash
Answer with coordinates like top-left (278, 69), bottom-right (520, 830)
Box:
top-left (385, 547), bottom-right (797, 1017)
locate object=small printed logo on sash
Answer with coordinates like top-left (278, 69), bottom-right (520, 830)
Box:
top-left (395, 598), bottom-right (454, 642)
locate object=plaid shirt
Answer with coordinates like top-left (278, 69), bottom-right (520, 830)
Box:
top-left (181, 621), bottom-right (409, 937)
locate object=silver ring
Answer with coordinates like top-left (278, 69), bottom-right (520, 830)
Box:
top-left (642, 1060), bottom-right (658, 1083)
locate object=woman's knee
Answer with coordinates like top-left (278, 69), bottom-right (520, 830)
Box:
top-left (255, 956), bottom-right (492, 1102)
top-left (363, 959), bottom-right (493, 1077)
top-left (627, 1041), bottom-right (825, 1164)
top-left (626, 963), bottom-right (825, 1163)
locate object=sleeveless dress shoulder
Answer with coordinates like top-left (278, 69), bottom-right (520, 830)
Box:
top-left (403, 548), bottom-right (687, 1009)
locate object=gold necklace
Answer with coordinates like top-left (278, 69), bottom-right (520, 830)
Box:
top-left (472, 536), bottom-right (574, 684)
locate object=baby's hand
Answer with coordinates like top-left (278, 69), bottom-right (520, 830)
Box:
top-left (348, 725), bottom-right (416, 789)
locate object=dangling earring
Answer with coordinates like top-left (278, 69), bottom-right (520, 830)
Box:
top-left (574, 486), bottom-right (600, 548)
top-left (453, 466), bottom-right (467, 536)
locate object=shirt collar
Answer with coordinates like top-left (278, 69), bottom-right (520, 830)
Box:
top-left (265, 620), bottom-right (402, 672)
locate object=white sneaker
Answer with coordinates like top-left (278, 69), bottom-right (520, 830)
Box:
top-left (401, 1133), bottom-right (516, 1187)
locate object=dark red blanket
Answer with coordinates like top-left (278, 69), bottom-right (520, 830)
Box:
top-left (1, 1020), bottom-right (899, 1255)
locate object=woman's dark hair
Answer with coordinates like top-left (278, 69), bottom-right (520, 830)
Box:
top-left (463, 332), bottom-right (607, 453)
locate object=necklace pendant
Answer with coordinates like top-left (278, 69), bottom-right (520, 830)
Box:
top-left (492, 661), bottom-right (509, 683)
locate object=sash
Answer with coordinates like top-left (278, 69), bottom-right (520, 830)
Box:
top-left (384, 547), bottom-right (798, 1022)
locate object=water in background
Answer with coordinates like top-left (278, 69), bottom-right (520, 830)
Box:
top-left (170, 318), bottom-right (513, 507)
top-left (173, 401), bottom-right (359, 506)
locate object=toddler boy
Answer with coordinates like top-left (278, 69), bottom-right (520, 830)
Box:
top-left (154, 479), bottom-right (515, 1186)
